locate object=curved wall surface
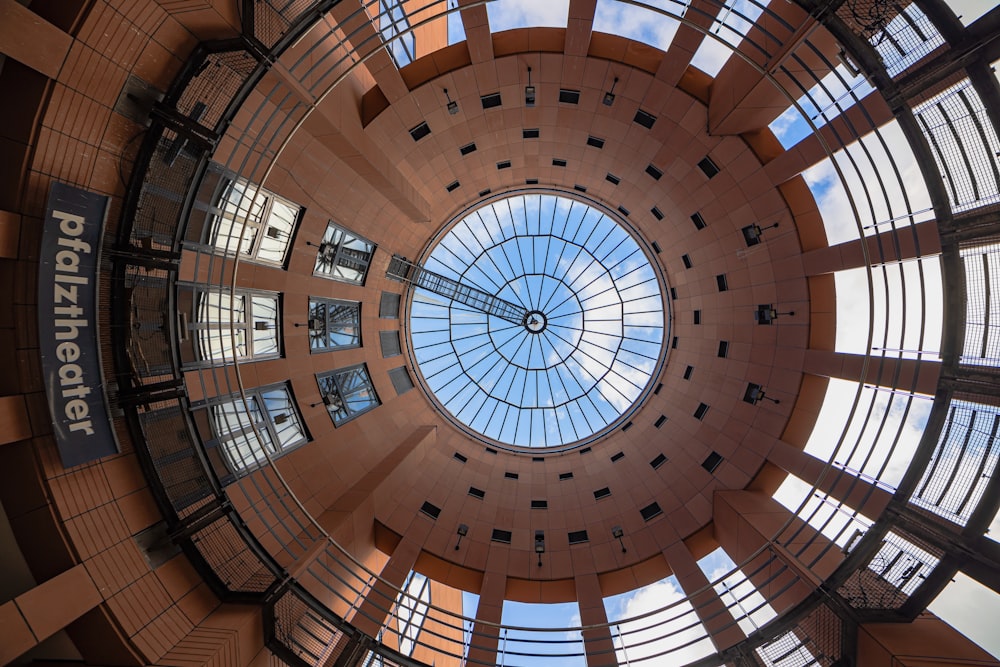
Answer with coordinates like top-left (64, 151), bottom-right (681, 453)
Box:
top-left (1, 1), bottom-right (1000, 667)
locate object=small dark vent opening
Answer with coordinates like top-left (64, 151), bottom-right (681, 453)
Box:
top-left (379, 292), bottom-right (400, 318)
top-left (497, 160), bottom-right (511, 170)
top-left (682, 254), bottom-right (692, 269)
top-left (703, 451), bottom-right (724, 473)
top-left (622, 421), bottom-right (633, 432)
top-left (468, 487), bottom-right (485, 499)
top-left (491, 529), bottom-right (512, 544)
top-left (618, 205), bottom-right (630, 217)
top-left (718, 340), bottom-right (729, 358)
top-left (568, 530), bottom-right (589, 545)
top-left (693, 310), bottom-right (701, 325)
top-left (683, 365), bottom-right (693, 380)
top-left (420, 501), bottom-right (441, 519)
top-left (531, 499), bottom-right (548, 509)
top-left (651, 207), bottom-right (664, 220)
top-left (380, 330), bottom-right (401, 357)
top-left (654, 383), bottom-right (663, 395)
top-left (409, 121), bottom-right (430, 141)
top-left (672, 336), bottom-right (678, 349)
top-left (485, 447), bottom-right (498, 455)
top-left (478, 188), bottom-right (492, 197)
top-left (388, 367), bottom-right (413, 395)
top-left (697, 156), bottom-right (720, 178)
top-left (634, 109), bottom-right (657, 128)
top-left (593, 487), bottom-right (611, 500)
top-left (574, 184), bottom-right (587, 192)
top-left (453, 452), bottom-right (468, 463)
top-left (646, 164), bottom-right (663, 180)
top-left (523, 128), bottom-right (540, 139)
top-left (481, 92), bottom-right (502, 109)
top-left (640, 502), bottom-right (663, 521)
top-left (559, 472), bottom-right (574, 480)
top-left (559, 89), bottom-right (581, 104)
top-left (505, 471), bottom-right (519, 480)
top-left (446, 180), bottom-right (460, 192)
top-left (654, 415), bottom-right (667, 429)
top-left (553, 158), bottom-right (567, 167)
top-left (525, 178), bottom-right (538, 185)
top-left (586, 136), bottom-right (605, 149)
top-left (694, 403), bottom-right (709, 420)
top-left (610, 451), bottom-right (625, 462)
top-left (691, 212), bottom-right (706, 230)
top-left (606, 173), bottom-right (620, 185)
top-left (717, 274), bottom-right (729, 292)
top-left (460, 142), bottom-right (477, 155)
top-left (650, 453), bottom-right (667, 469)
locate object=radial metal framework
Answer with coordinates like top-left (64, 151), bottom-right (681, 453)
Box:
top-left (404, 192), bottom-right (667, 450)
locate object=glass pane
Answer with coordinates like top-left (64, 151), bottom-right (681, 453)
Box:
top-left (260, 386), bottom-right (306, 448)
top-left (256, 197), bottom-right (297, 264)
top-left (250, 295), bottom-right (279, 357)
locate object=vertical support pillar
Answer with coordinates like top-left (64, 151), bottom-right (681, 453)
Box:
top-left (857, 612), bottom-right (1000, 666)
top-left (346, 534), bottom-right (424, 639)
top-left (0, 564), bottom-right (102, 665)
top-left (662, 541), bottom-right (747, 651)
top-left (574, 572), bottom-right (617, 667)
top-left (465, 569), bottom-right (506, 667)
top-left (0, 0), bottom-right (71, 79)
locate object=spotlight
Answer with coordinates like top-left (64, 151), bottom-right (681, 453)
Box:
top-left (525, 67), bottom-right (535, 107)
top-left (455, 523), bottom-right (469, 550)
top-left (534, 530), bottom-right (545, 566)
top-left (444, 88), bottom-right (458, 115)
top-left (603, 76), bottom-right (618, 106)
top-left (612, 525), bottom-right (626, 553)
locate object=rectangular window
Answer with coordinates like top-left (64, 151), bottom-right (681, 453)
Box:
top-left (205, 174), bottom-right (301, 267)
top-left (317, 364), bottom-right (380, 425)
top-left (314, 221), bottom-right (375, 284)
top-left (307, 298), bottom-right (360, 353)
top-left (206, 383), bottom-right (306, 474)
top-left (177, 285), bottom-right (280, 366)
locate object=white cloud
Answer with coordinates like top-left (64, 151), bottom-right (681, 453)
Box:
top-left (604, 577), bottom-right (716, 664)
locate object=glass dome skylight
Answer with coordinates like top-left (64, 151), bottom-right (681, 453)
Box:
top-left (407, 192), bottom-right (668, 449)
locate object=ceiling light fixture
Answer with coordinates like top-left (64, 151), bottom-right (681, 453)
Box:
top-left (455, 523), bottom-right (468, 550)
top-left (612, 525), bottom-right (627, 553)
top-left (741, 221), bottom-right (779, 247)
top-left (754, 304), bottom-right (794, 325)
top-left (525, 67), bottom-right (535, 107)
top-left (603, 76), bottom-right (619, 106)
top-left (535, 530), bottom-right (545, 566)
top-left (444, 88), bottom-right (458, 115)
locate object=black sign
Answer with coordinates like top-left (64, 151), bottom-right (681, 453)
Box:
top-left (38, 182), bottom-right (118, 467)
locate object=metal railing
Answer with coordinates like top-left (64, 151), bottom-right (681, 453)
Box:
top-left (107, 1), bottom-right (1000, 666)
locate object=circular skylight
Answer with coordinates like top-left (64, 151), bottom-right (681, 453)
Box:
top-left (408, 192), bottom-right (668, 450)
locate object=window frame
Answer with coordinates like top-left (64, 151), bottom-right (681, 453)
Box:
top-left (203, 383), bottom-right (308, 476)
top-left (204, 171), bottom-right (303, 268)
top-left (307, 297), bottom-right (362, 353)
top-left (179, 284), bottom-right (282, 367)
top-left (316, 364), bottom-right (381, 426)
top-left (313, 221), bottom-right (376, 285)
top-left (376, 0), bottom-right (416, 69)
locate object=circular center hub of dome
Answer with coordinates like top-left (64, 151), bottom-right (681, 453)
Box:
top-left (407, 192), bottom-right (668, 450)
top-left (524, 310), bottom-right (547, 334)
